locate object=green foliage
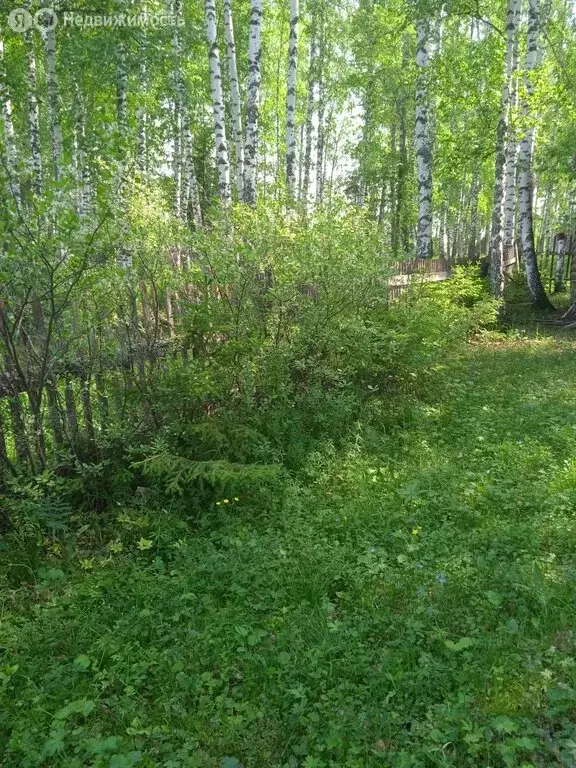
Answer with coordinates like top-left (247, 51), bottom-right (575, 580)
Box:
top-left (3, 335), bottom-right (576, 766)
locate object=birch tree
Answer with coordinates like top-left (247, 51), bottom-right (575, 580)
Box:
top-left (0, 37), bottom-right (20, 206)
top-left (40, 12), bottom-right (64, 182)
top-left (517, 0), bottom-right (554, 309)
top-left (224, 0), bottom-right (245, 201)
top-left (25, 29), bottom-right (42, 193)
top-left (315, 1), bottom-right (326, 204)
top-left (502, 1), bottom-right (521, 266)
top-left (205, 0), bottom-right (231, 205)
top-left (244, 0), bottom-right (263, 206)
top-left (488, 0), bottom-right (520, 298)
top-left (302, 7), bottom-right (318, 205)
top-left (285, 0), bottom-right (299, 198)
top-left (415, 16), bottom-right (433, 259)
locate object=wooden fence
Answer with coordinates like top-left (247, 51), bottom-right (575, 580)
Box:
top-left (0, 251), bottom-right (555, 475)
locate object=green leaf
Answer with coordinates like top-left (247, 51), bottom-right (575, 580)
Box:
top-left (445, 636), bottom-right (474, 652)
top-left (491, 715), bottom-right (518, 734)
top-left (54, 698), bottom-right (95, 721)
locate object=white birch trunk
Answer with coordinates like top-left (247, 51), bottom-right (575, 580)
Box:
top-left (502, 2), bottom-right (521, 262)
top-left (518, 0), bottom-right (554, 309)
top-left (24, 30), bottom-right (42, 194)
top-left (168, 0), bottom-right (202, 225)
top-left (488, 0), bottom-right (520, 297)
top-left (224, 0), bottom-right (245, 200)
top-left (315, 5), bottom-right (326, 205)
top-left (73, 84), bottom-right (91, 217)
top-left (0, 37), bottom-right (20, 206)
top-left (285, 0), bottom-right (299, 198)
top-left (173, 100), bottom-right (182, 217)
top-left (205, 0), bottom-right (231, 205)
top-left (244, 0), bottom-right (263, 206)
top-left (41, 21), bottom-right (63, 182)
top-left (182, 113), bottom-right (202, 227)
top-left (415, 17), bottom-right (433, 259)
top-left (137, 59), bottom-right (148, 175)
top-left (117, 42), bottom-right (128, 138)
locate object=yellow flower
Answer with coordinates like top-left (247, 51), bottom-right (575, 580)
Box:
top-left (412, 527), bottom-right (421, 535)
top-left (223, 499), bottom-right (230, 504)
top-left (137, 538), bottom-right (153, 551)
top-left (216, 501), bottom-right (221, 506)
top-left (234, 497), bottom-right (239, 502)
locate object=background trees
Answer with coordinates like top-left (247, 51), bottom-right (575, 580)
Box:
top-left (0, 0), bottom-right (575, 475)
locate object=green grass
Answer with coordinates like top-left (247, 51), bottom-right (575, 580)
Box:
top-left (3, 334), bottom-right (576, 767)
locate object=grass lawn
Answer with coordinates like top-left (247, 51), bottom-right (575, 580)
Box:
top-left (3, 334), bottom-right (576, 767)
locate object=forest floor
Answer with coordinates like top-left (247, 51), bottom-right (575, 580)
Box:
top-left (3, 331), bottom-right (576, 767)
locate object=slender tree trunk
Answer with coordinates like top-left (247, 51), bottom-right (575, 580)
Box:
top-left (41, 23), bottom-right (63, 182)
top-left (0, 37), bottom-right (21, 206)
top-left (315, 2), bottom-right (326, 204)
top-left (74, 84), bottom-right (91, 217)
top-left (168, 0), bottom-right (201, 226)
top-left (468, 169), bottom-right (480, 260)
top-left (224, 0), bottom-right (245, 200)
top-left (205, 0), bottom-right (231, 205)
top-left (24, 26), bottom-right (42, 193)
top-left (303, 8), bottom-right (318, 205)
top-left (392, 39), bottom-right (410, 257)
top-left (173, 99), bottom-right (183, 217)
top-left (415, 17), bottom-right (433, 259)
top-left (137, 59), bottom-right (148, 175)
top-left (518, 0), bottom-right (554, 309)
top-left (286, 0), bottom-right (299, 199)
top-left (503, 4), bottom-right (521, 266)
top-left (244, 0), bottom-right (263, 206)
top-left (488, 0), bottom-right (520, 297)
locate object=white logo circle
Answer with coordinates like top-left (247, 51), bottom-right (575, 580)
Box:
top-left (7, 8), bottom-right (32, 32)
top-left (34, 7), bottom-right (58, 31)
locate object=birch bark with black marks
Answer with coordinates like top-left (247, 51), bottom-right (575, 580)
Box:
top-left (170, 0), bottom-right (202, 226)
top-left (137, 59), bottom-right (148, 175)
top-left (286, 0), bottom-right (299, 198)
top-left (518, 0), bottom-right (554, 309)
top-left (24, 29), bottom-right (42, 193)
top-left (0, 37), bottom-right (21, 206)
top-left (41, 16), bottom-right (63, 183)
top-left (489, 0), bottom-right (520, 297)
top-left (224, 0), bottom-right (245, 200)
top-left (415, 17), bottom-right (433, 259)
top-left (244, 0), bottom-right (263, 206)
top-left (205, 0), bottom-right (231, 205)
top-left (315, 1), bottom-right (326, 205)
top-left (503, 0), bottom-right (521, 264)
top-left (73, 84), bottom-right (91, 217)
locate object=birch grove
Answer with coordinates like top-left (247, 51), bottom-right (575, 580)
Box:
top-left (0, 0), bottom-right (571, 399)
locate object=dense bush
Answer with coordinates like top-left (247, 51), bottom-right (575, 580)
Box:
top-left (0, 208), bottom-right (498, 550)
